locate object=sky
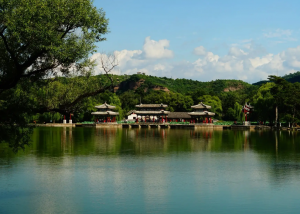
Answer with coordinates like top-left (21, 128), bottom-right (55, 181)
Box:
top-left (91, 0), bottom-right (300, 83)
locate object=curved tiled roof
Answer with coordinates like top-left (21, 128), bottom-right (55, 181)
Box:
top-left (167, 112), bottom-right (191, 119)
top-left (188, 111), bottom-right (215, 116)
top-left (191, 102), bottom-right (211, 109)
top-left (91, 111), bottom-right (119, 116)
top-left (135, 103), bottom-right (168, 108)
top-left (95, 102), bottom-right (116, 109)
top-left (134, 110), bottom-right (170, 115)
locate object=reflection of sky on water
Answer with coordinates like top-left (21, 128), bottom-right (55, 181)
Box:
top-left (1, 128), bottom-right (300, 213)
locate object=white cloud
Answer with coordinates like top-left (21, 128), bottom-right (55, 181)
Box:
top-left (91, 36), bottom-right (300, 83)
top-left (193, 46), bottom-right (206, 55)
top-left (143, 36), bottom-right (173, 59)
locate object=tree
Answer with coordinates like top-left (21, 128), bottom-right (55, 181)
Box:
top-left (253, 82), bottom-right (275, 124)
top-left (0, 0), bottom-right (108, 91)
top-left (233, 102), bottom-right (244, 122)
top-left (198, 95), bottom-right (223, 119)
top-left (0, 0), bottom-right (110, 151)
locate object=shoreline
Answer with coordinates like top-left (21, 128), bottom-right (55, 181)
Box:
top-left (32, 123), bottom-right (298, 131)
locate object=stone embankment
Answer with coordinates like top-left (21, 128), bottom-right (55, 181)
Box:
top-left (34, 123), bottom-right (299, 131)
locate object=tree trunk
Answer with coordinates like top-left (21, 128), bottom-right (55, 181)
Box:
top-left (275, 105), bottom-right (278, 127)
top-left (292, 106), bottom-right (295, 128)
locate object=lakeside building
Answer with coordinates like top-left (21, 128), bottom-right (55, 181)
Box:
top-left (91, 102), bottom-right (119, 122)
top-left (128, 103), bottom-right (170, 122)
top-left (126, 102), bottom-right (215, 123)
top-left (188, 102), bottom-right (215, 123)
top-left (167, 112), bottom-right (192, 122)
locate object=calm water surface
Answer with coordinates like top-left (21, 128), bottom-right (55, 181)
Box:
top-left (1, 127), bottom-right (300, 213)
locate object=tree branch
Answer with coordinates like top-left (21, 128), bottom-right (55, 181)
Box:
top-left (62, 84), bottom-right (112, 110)
top-left (21, 64), bottom-right (58, 78)
top-left (0, 27), bottom-right (19, 66)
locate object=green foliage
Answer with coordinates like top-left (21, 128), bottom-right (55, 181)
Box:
top-left (233, 102), bottom-right (244, 122)
top-left (253, 82), bottom-right (275, 123)
top-left (0, 0), bottom-right (109, 151)
top-left (0, 0), bottom-right (109, 90)
top-left (253, 71), bottom-right (300, 86)
top-left (121, 74), bottom-right (251, 95)
top-left (142, 91), bottom-right (193, 112)
top-left (198, 95), bottom-right (223, 119)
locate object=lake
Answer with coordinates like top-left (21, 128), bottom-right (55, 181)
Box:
top-left (1, 127), bottom-right (300, 213)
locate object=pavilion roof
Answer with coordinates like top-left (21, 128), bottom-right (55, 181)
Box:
top-left (188, 111), bottom-right (215, 116)
top-left (135, 103), bottom-right (168, 108)
top-left (91, 111), bottom-right (119, 116)
top-left (167, 112), bottom-right (191, 119)
top-left (127, 110), bottom-right (136, 115)
top-left (95, 102), bottom-right (116, 109)
top-left (127, 110), bottom-right (169, 115)
top-left (135, 110), bottom-right (169, 115)
top-left (191, 102), bottom-right (211, 109)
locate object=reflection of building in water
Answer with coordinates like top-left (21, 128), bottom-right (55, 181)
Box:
top-left (94, 128), bottom-right (119, 153)
top-left (244, 131), bottom-right (250, 151)
top-left (91, 102), bottom-right (119, 122)
top-left (189, 129), bottom-right (214, 151)
top-left (61, 127), bottom-right (73, 152)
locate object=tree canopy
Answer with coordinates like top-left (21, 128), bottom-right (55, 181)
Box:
top-left (0, 0), bottom-right (110, 151)
top-left (0, 0), bottom-right (108, 91)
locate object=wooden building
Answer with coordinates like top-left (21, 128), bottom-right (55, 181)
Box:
top-left (130, 103), bottom-right (170, 122)
top-left (167, 112), bottom-right (192, 122)
top-left (188, 102), bottom-right (215, 123)
top-left (91, 102), bottom-right (119, 122)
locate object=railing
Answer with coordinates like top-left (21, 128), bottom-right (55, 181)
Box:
top-left (169, 122), bottom-right (191, 125)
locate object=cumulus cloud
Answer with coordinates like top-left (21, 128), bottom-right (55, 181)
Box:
top-left (193, 46), bottom-right (206, 55)
top-left (91, 36), bottom-right (300, 83)
top-left (143, 36), bottom-right (173, 59)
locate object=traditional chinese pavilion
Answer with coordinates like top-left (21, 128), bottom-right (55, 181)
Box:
top-left (167, 112), bottom-right (191, 122)
top-left (188, 102), bottom-right (215, 123)
top-left (91, 102), bottom-right (119, 122)
top-left (131, 103), bottom-right (170, 122)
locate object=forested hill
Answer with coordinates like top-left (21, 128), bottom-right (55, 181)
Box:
top-left (253, 71), bottom-right (300, 86)
top-left (116, 74), bottom-right (252, 95)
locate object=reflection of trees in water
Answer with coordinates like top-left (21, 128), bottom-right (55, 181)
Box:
top-left (2, 128), bottom-right (300, 174)
top-left (249, 130), bottom-right (300, 184)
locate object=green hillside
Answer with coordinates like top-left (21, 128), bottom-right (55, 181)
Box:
top-left (117, 74), bottom-right (252, 95)
top-left (253, 71), bottom-right (300, 85)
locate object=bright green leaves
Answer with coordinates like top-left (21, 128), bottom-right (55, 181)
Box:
top-left (198, 95), bottom-right (223, 119)
top-left (0, 0), bottom-right (108, 89)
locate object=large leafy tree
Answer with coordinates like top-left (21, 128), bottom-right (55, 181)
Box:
top-left (253, 82), bottom-right (275, 124)
top-left (0, 0), bottom-right (110, 151)
top-left (0, 0), bottom-right (108, 91)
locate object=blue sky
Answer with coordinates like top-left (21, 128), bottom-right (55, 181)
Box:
top-left (91, 0), bottom-right (300, 83)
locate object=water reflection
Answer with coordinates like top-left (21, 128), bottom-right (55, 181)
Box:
top-left (1, 127), bottom-right (300, 157)
top-left (1, 128), bottom-right (300, 213)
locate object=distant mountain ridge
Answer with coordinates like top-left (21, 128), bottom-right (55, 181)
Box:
top-left (252, 71), bottom-right (300, 86)
top-left (116, 74), bottom-right (253, 95)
